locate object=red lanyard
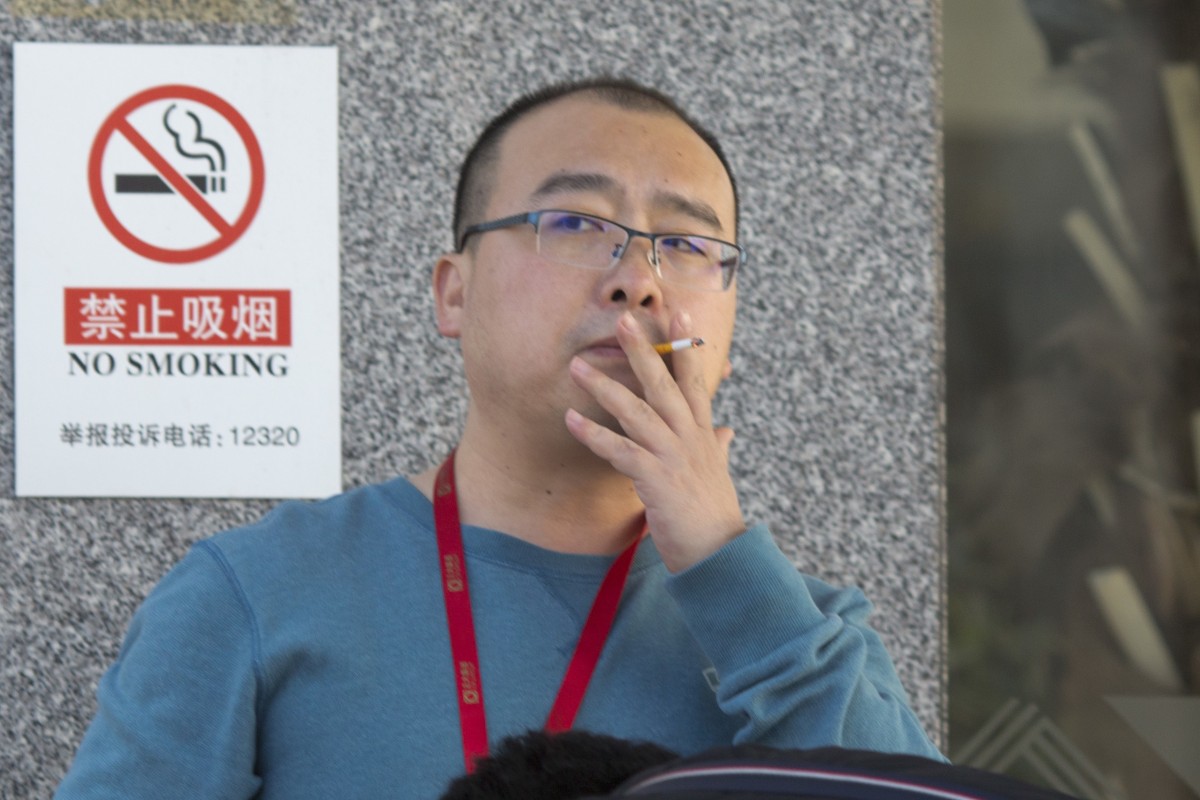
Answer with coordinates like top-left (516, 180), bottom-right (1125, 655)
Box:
top-left (433, 449), bottom-right (643, 773)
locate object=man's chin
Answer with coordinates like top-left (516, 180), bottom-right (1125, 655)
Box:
top-left (573, 405), bottom-right (627, 437)
top-left (605, 370), bottom-right (650, 402)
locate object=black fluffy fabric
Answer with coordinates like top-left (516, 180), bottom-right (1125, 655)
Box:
top-left (439, 730), bottom-right (679, 800)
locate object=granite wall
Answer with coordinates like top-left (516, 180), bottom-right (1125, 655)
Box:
top-left (0, 1), bottom-right (945, 795)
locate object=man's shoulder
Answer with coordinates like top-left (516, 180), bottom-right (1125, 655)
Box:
top-left (201, 474), bottom-right (432, 566)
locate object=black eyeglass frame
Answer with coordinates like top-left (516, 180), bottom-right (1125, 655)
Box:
top-left (456, 209), bottom-right (748, 292)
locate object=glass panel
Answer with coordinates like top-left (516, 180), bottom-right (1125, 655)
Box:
top-left (945, 1), bottom-right (1200, 799)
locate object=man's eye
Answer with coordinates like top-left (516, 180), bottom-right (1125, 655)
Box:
top-left (660, 236), bottom-right (708, 257)
top-left (546, 213), bottom-right (603, 233)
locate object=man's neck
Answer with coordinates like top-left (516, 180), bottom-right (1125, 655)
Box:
top-left (411, 418), bottom-right (646, 556)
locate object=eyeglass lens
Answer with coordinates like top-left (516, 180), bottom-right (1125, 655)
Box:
top-left (534, 211), bottom-right (736, 291)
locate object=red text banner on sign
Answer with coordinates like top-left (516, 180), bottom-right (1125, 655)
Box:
top-left (64, 288), bottom-right (292, 346)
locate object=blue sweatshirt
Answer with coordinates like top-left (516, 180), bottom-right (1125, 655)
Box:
top-left (55, 475), bottom-right (941, 799)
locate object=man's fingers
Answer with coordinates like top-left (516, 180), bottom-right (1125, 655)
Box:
top-left (664, 311), bottom-right (714, 430)
top-left (568, 356), bottom-right (674, 452)
top-left (616, 313), bottom-right (695, 432)
top-left (565, 408), bottom-right (649, 476)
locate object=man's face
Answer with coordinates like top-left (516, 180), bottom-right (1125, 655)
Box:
top-left (435, 94), bottom-right (739, 435)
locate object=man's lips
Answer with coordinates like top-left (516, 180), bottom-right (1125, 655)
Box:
top-left (578, 320), bottom-right (667, 361)
top-left (581, 337), bottom-right (627, 359)
top-left (576, 330), bottom-right (676, 383)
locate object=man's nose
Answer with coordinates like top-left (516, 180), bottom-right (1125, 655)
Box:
top-left (604, 236), bottom-right (662, 308)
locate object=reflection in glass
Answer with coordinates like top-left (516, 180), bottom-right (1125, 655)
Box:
top-left (945, 1), bottom-right (1200, 798)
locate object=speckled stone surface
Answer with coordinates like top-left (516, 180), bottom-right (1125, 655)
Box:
top-left (0, 2), bottom-right (945, 795)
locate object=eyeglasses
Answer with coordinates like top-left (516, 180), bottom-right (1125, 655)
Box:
top-left (457, 209), bottom-right (746, 292)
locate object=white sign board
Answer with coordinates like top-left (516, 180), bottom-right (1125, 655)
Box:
top-left (14, 43), bottom-right (341, 498)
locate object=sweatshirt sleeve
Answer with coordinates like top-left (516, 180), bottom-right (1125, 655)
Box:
top-left (664, 524), bottom-right (944, 760)
top-left (54, 542), bottom-right (263, 800)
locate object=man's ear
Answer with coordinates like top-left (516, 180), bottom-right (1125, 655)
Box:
top-left (433, 252), bottom-right (468, 338)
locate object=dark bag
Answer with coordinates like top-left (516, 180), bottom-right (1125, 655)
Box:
top-left (594, 745), bottom-right (1082, 800)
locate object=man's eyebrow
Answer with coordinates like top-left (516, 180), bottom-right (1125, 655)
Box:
top-left (530, 172), bottom-right (619, 200)
top-left (653, 190), bottom-right (724, 233)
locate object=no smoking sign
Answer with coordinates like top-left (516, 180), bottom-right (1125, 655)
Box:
top-left (16, 43), bottom-right (339, 498)
top-left (89, 85), bottom-right (265, 264)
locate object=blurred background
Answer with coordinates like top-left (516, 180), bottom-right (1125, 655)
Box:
top-left (944, 0), bottom-right (1200, 797)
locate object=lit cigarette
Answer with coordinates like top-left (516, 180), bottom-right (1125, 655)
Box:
top-left (653, 337), bottom-right (704, 355)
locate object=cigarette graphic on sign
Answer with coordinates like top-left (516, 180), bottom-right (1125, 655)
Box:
top-left (115, 104), bottom-right (227, 194)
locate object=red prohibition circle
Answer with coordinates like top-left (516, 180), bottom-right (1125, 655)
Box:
top-left (88, 84), bottom-right (265, 264)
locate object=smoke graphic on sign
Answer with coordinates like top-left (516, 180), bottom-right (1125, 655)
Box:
top-left (115, 104), bottom-right (228, 195)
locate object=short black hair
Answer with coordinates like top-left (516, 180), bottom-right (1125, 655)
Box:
top-left (452, 77), bottom-right (739, 249)
top-left (438, 729), bottom-right (678, 800)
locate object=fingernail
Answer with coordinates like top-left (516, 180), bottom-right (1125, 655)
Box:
top-left (680, 311), bottom-right (693, 331)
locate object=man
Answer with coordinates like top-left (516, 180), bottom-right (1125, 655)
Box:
top-left (55, 79), bottom-right (941, 800)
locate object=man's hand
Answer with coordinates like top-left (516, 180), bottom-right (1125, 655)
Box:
top-left (565, 310), bottom-right (746, 572)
